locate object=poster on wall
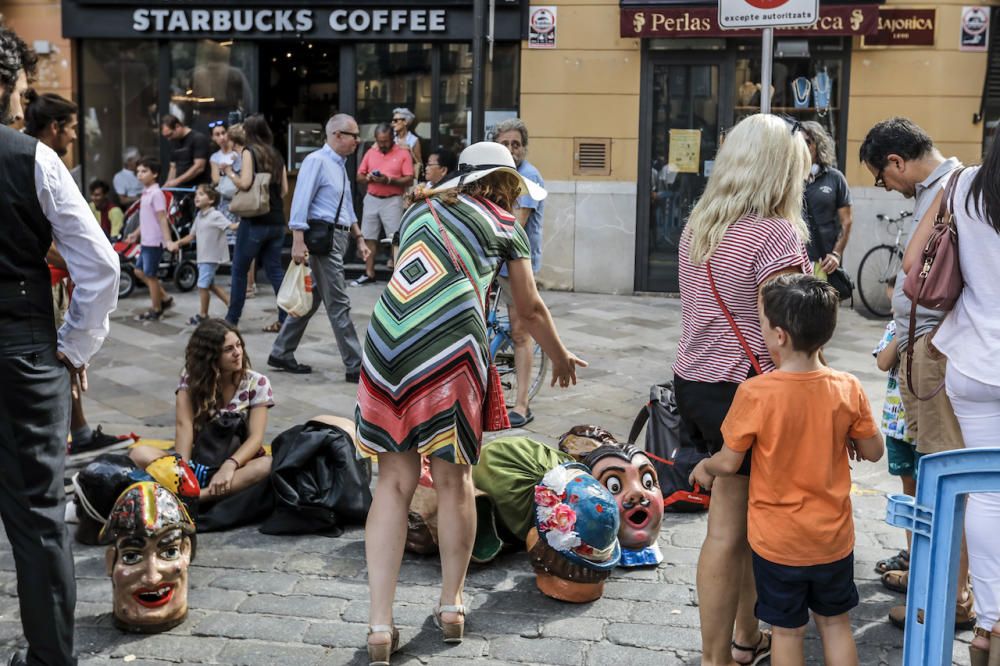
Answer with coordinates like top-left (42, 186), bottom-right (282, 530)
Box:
top-left (465, 110), bottom-right (519, 145)
top-left (529, 6), bottom-right (557, 48)
top-left (669, 129), bottom-right (702, 174)
top-left (960, 6), bottom-right (990, 52)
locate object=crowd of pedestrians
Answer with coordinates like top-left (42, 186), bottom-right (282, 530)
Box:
top-left (3, 18), bottom-right (1000, 666)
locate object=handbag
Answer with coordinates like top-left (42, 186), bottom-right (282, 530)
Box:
top-left (303, 162), bottom-right (348, 255)
top-left (903, 167), bottom-right (966, 400)
top-left (426, 200), bottom-right (510, 432)
top-left (229, 147), bottom-right (272, 217)
top-left (706, 260), bottom-right (764, 376)
top-left (827, 267), bottom-right (855, 301)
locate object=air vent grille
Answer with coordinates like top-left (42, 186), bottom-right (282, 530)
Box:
top-left (574, 138), bottom-right (611, 176)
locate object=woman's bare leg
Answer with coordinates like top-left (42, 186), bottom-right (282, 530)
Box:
top-left (365, 449), bottom-right (421, 645)
top-left (697, 473), bottom-right (754, 665)
top-left (429, 454), bottom-right (476, 625)
top-left (128, 445), bottom-right (172, 468)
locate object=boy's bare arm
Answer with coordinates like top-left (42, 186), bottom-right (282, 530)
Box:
top-left (690, 445), bottom-right (747, 490)
top-left (876, 338), bottom-right (900, 372)
top-left (157, 210), bottom-right (172, 244)
top-left (853, 433), bottom-right (885, 462)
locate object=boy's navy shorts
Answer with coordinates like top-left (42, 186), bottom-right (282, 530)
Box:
top-left (751, 551), bottom-right (859, 628)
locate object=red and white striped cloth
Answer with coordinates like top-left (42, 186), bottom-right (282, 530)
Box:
top-left (674, 215), bottom-right (811, 384)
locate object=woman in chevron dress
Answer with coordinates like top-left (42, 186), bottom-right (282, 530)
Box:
top-left (356, 142), bottom-right (586, 664)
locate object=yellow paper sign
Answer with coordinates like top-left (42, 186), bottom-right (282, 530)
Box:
top-left (669, 129), bottom-right (701, 174)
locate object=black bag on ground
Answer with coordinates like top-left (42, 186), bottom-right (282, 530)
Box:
top-left (628, 382), bottom-right (711, 513)
top-left (260, 419), bottom-right (373, 536)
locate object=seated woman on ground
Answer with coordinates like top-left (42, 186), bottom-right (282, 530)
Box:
top-left (130, 319), bottom-right (274, 500)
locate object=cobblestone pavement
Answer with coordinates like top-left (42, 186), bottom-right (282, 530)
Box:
top-left (0, 282), bottom-right (974, 665)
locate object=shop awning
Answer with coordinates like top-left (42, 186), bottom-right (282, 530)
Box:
top-left (620, 4), bottom-right (880, 38)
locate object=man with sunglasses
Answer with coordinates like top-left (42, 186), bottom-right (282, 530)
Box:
top-left (859, 117), bottom-right (973, 633)
top-left (269, 114), bottom-right (370, 381)
top-left (494, 117), bottom-right (545, 427)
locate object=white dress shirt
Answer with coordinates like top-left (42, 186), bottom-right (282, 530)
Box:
top-left (34, 142), bottom-right (120, 367)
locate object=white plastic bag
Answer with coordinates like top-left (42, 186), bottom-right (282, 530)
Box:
top-left (276, 261), bottom-right (313, 318)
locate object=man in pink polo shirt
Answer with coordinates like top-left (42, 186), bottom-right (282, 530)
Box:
top-left (352, 122), bottom-right (414, 285)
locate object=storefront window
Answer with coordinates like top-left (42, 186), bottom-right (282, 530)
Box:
top-left (169, 40), bottom-right (256, 133)
top-left (356, 43), bottom-right (433, 156)
top-left (733, 39), bottom-right (847, 163)
top-left (81, 40), bottom-right (158, 189)
top-left (438, 43), bottom-right (520, 154)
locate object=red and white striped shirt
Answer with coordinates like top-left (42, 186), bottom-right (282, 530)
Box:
top-left (674, 215), bottom-right (811, 384)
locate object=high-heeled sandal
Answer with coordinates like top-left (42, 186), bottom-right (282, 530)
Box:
top-left (367, 624), bottom-right (399, 666)
top-left (432, 604), bottom-right (466, 643)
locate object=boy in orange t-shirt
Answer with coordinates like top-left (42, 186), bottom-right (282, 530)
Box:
top-left (691, 274), bottom-right (884, 666)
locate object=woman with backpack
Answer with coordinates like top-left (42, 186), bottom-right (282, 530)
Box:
top-left (222, 114), bottom-right (288, 331)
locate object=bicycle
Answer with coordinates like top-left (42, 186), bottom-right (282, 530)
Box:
top-left (856, 210), bottom-right (912, 318)
top-left (486, 280), bottom-right (548, 408)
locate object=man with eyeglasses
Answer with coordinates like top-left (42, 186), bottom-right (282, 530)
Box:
top-left (859, 117), bottom-right (973, 633)
top-left (268, 114), bottom-right (370, 381)
top-left (494, 117), bottom-right (545, 427)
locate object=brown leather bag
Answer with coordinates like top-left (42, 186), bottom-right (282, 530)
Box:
top-left (903, 167), bottom-right (965, 400)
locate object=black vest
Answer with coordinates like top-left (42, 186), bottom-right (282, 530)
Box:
top-left (0, 125), bottom-right (57, 351)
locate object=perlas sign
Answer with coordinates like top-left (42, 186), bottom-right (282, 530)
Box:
top-left (131, 8), bottom-right (448, 34)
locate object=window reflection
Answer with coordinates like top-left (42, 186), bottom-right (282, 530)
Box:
top-left (356, 43), bottom-right (432, 155)
top-left (81, 40), bottom-right (158, 188)
top-left (438, 43), bottom-right (520, 154)
top-left (170, 40), bottom-right (255, 133)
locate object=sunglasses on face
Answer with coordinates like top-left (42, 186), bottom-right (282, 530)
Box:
top-left (426, 162), bottom-right (441, 168)
top-left (392, 117), bottom-right (406, 123)
top-left (337, 130), bottom-right (360, 139)
top-left (777, 115), bottom-right (803, 136)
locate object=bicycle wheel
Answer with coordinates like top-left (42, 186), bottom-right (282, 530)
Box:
top-left (490, 332), bottom-right (548, 408)
top-left (857, 244), bottom-right (902, 318)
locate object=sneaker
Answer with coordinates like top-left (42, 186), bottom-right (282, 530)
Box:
top-left (69, 425), bottom-right (134, 455)
top-left (351, 274), bottom-right (377, 287)
top-left (137, 309), bottom-right (162, 321)
top-left (188, 314), bottom-right (206, 326)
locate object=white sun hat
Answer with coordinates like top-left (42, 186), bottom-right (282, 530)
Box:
top-left (430, 141), bottom-right (547, 201)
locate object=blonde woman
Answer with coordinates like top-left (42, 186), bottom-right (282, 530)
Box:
top-left (673, 114), bottom-right (812, 666)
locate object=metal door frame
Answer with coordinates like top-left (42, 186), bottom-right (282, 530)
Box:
top-left (634, 44), bottom-right (735, 293)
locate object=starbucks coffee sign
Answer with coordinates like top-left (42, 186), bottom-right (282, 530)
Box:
top-left (131, 8), bottom-right (447, 34)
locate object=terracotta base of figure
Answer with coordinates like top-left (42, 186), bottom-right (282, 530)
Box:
top-left (112, 611), bottom-right (188, 634)
top-left (525, 528), bottom-right (608, 603)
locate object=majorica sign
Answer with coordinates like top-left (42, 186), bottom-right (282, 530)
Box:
top-left (131, 8), bottom-right (448, 34)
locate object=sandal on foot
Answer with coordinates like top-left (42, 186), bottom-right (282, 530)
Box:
top-left (367, 624), bottom-right (399, 666)
top-left (875, 549), bottom-right (909, 574)
top-left (433, 604), bottom-right (466, 644)
top-left (137, 309), bottom-right (162, 321)
top-left (262, 321), bottom-right (282, 333)
top-left (161, 297), bottom-right (174, 310)
top-left (881, 569), bottom-right (908, 594)
top-left (732, 630), bottom-right (771, 666)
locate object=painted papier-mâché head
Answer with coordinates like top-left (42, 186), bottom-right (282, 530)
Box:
top-left (527, 463), bottom-right (621, 602)
top-left (559, 425), bottom-right (665, 567)
top-left (100, 482), bottom-right (195, 633)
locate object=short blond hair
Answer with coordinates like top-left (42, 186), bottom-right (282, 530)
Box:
top-left (686, 114), bottom-right (811, 264)
top-left (226, 123), bottom-right (246, 147)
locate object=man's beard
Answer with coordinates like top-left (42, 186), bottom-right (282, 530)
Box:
top-left (0, 89), bottom-right (11, 127)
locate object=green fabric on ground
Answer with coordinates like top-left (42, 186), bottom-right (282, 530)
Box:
top-left (471, 437), bottom-right (572, 541)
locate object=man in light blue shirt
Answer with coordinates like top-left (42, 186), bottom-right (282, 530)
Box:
top-left (269, 114), bottom-right (371, 382)
top-left (495, 118), bottom-right (545, 427)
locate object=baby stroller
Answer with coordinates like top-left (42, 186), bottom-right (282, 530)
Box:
top-left (114, 188), bottom-right (198, 298)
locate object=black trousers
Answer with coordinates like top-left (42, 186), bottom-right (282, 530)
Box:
top-left (0, 345), bottom-right (75, 665)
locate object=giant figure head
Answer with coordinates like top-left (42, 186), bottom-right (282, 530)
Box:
top-left (527, 463), bottom-right (620, 602)
top-left (100, 482), bottom-right (195, 633)
top-left (583, 444), bottom-right (664, 553)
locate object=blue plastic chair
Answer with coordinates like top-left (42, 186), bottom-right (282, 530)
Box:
top-left (885, 447), bottom-right (1000, 665)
